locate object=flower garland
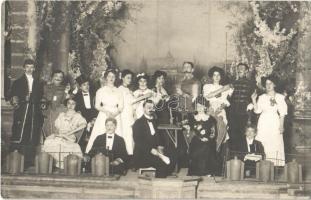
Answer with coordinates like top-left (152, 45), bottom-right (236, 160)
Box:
top-left (251, 1), bottom-right (297, 48)
top-left (228, 1), bottom-right (301, 86)
top-left (69, 1), bottom-right (129, 84)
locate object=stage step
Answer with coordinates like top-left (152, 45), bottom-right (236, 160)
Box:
top-left (197, 179), bottom-right (311, 199)
top-left (1, 174), bottom-right (137, 199)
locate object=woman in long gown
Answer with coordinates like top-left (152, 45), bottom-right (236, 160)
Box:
top-left (42, 70), bottom-right (70, 138)
top-left (85, 68), bottom-right (124, 153)
top-left (43, 98), bottom-right (87, 169)
top-left (118, 69), bottom-right (135, 155)
top-left (187, 96), bottom-right (218, 176)
top-left (133, 73), bottom-right (154, 119)
top-left (252, 75), bottom-right (287, 166)
top-left (203, 66), bottom-right (233, 152)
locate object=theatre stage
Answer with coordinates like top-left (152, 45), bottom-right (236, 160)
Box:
top-left (2, 169), bottom-right (311, 199)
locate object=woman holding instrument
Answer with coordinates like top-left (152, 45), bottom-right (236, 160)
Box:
top-left (133, 73), bottom-right (154, 119)
top-left (203, 66), bottom-right (233, 152)
top-left (43, 98), bottom-right (87, 169)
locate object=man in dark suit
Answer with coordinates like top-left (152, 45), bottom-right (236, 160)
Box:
top-left (73, 75), bottom-right (98, 122)
top-left (132, 100), bottom-right (172, 178)
top-left (233, 124), bottom-right (265, 177)
top-left (73, 75), bottom-right (98, 152)
top-left (9, 59), bottom-right (44, 167)
top-left (88, 118), bottom-right (128, 175)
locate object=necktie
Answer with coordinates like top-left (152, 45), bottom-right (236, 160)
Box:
top-left (249, 144), bottom-right (255, 153)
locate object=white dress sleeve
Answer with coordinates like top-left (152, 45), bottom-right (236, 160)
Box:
top-left (95, 88), bottom-right (103, 110)
top-left (73, 113), bottom-right (87, 129)
top-left (203, 84), bottom-right (213, 99)
top-left (117, 89), bottom-right (124, 112)
top-left (276, 94), bottom-right (288, 116)
top-left (254, 95), bottom-right (264, 114)
top-left (54, 113), bottom-right (64, 131)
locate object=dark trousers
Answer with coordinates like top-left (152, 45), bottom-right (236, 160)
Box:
top-left (110, 163), bottom-right (126, 175)
top-left (9, 143), bottom-right (38, 168)
top-left (149, 155), bottom-right (172, 178)
top-left (244, 160), bottom-right (257, 177)
top-left (228, 112), bottom-right (248, 148)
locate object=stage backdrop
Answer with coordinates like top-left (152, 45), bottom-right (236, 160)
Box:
top-left (111, 0), bottom-right (238, 73)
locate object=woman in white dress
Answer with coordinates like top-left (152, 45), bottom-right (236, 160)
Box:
top-left (85, 68), bottom-right (124, 153)
top-left (252, 75), bottom-right (287, 166)
top-left (118, 69), bottom-right (135, 155)
top-left (43, 98), bottom-right (87, 169)
top-left (133, 73), bottom-right (154, 119)
top-left (203, 66), bottom-right (233, 152)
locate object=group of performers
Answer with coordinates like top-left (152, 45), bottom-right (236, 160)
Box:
top-left (9, 59), bottom-right (288, 177)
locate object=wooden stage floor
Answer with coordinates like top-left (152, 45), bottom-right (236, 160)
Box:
top-left (1, 168), bottom-right (311, 199)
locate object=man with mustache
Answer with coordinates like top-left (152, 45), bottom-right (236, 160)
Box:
top-left (132, 100), bottom-right (173, 178)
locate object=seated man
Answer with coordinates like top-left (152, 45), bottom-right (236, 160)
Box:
top-left (132, 100), bottom-right (172, 178)
top-left (236, 124), bottom-right (265, 177)
top-left (88, 118), bottom-right (128, 175)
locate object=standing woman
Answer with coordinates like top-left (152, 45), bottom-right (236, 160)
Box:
top-left (118, 69), bottom-right (135, 155)
top-left (42, 70), bottom-right (70, 138)
top-left (85, 68), bottom-right (124, 153)
top-left (203, 66), bottom-right (233, 152)
top-left (133, 73), bottom-right (154, 119)
top-left (152, 70), bottom-right (171, 124)
top-left (252, 75), bottom-right (287, 166)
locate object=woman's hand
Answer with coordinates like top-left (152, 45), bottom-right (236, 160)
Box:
top-left (251, 91), bottom-right (258, 103)
top-left (279, 125), bottom-right (284, 134)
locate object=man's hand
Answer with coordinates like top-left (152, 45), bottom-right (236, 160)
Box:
top-left (157, 146), bottom-right (164, 155)
top-left (12, 96), bottom-right (19, 109)
top-left (83, 154), bottom-right (91, 162)
top-left (110, 159), bottom-right (121, 166)
top-left (150, 148), bottom-right (159, 156)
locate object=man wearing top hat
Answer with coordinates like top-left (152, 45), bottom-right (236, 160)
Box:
top-left (73, 75), bottom-right (98, 152)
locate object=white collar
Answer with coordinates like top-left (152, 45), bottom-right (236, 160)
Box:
top-left (144, 114), bottom-right (153, 120)
top-left (26, 74), bottom-right (33, 79)
top-left (246, 137), bottom-right (254, 144)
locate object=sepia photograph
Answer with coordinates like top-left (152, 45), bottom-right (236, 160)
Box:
top-left (1, 0), bottom-right (311, 199)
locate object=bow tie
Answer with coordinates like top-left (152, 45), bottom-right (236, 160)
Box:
top-left (147, 119), bottom-right (154, 123)
top-left (107, 136), bottom-right (113, 139)
top-left (83, 93), bottom-right (89, 96)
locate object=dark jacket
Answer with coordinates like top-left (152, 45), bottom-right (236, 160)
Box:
top-left (10, 74), bottom-right (43, 104)
top-left (10, 74), bottom-right (43, 144)
top-left (132, 115), bottom-right (162, 168)
top-left (236, 137), bottom-right (265, 161)
top-left (89, 133), bottom-right (128, 163)
top-left (73, 90), bottom-right (98, 122)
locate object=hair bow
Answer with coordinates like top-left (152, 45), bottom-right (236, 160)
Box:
top-left (137, 73), bottom-right (145, 78)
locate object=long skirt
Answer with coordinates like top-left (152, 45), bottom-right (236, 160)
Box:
top-left (43, 136), bottom-right (82, 169)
